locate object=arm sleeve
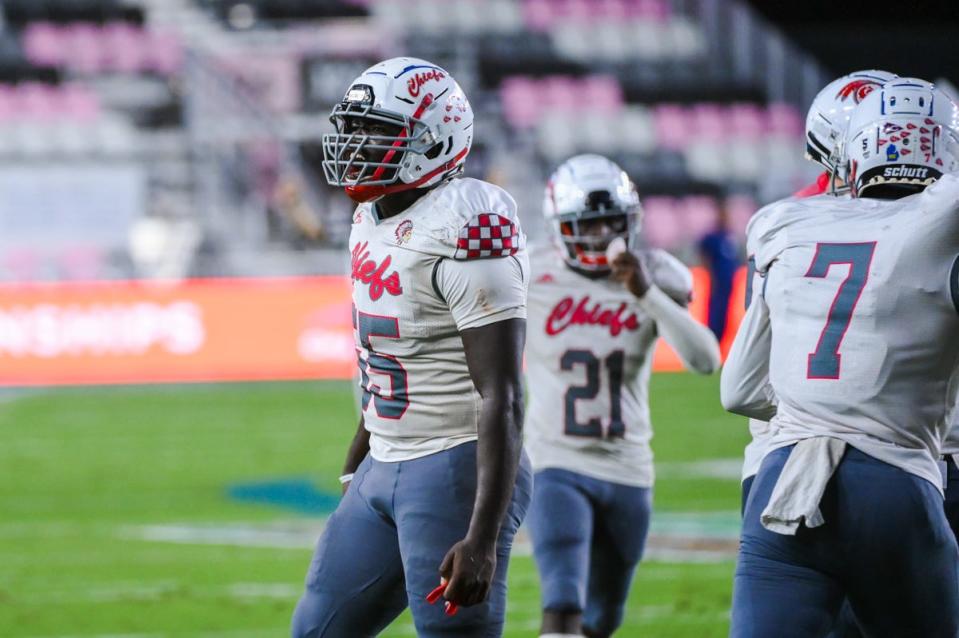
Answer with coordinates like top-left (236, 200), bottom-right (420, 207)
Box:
top-left (637, 285), bottom-right (721, 374)
top-left (434, 252), bottom-right (529, 331)
top-left (720, 290), bottom-right (777, 420)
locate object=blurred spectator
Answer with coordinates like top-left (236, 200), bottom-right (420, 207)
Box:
top-left (273, 176), bottom-right (325, 243)
top-left (698, 204), bottom-right (741, 341)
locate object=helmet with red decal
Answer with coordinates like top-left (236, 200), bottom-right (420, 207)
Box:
top-left (543, 154), bottom-right (642, 273)
top-left (844, 78), bottom-right (959, 199)
top-left (805, 70), bottom-right (898, 181)
top-left (322, 57), bottom-right (473, 203)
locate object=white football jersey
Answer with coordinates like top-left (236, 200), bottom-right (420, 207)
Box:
top-left (752, 174), bottom-right (959, 490)
top-left (525, 244), bottom-right (693, 487)
top-left (739, 192), bottom-right (853, 481)
top-left (349, 177), bottom-right (529, 462)
top-left (741, 212), bottom-right (774, 482)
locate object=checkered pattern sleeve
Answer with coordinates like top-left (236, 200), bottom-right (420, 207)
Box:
top-left (434, 249), bottom-right (529, 331)
top-left (453, 212), bottom-right (524, 260)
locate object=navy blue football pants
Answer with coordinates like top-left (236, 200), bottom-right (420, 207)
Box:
top-left (290, 441), bottom-right (533, 638)
top-left (526, 467), bottom-right (651, 637)
top-left (945, 455), bottom-right (959, 542)
top-left (732, 445), bottom-right (959, 638)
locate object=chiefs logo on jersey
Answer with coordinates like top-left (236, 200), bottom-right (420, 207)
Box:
top-left (351, 241), bottom-right (403, 301)
top-left (546, 296), bottom-right (640, 337)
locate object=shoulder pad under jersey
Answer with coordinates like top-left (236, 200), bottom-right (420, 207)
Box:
top-left (398, 177), bottom-right (526, 260)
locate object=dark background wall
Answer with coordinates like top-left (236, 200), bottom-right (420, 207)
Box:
top-left (744, 0), bottom-right (959, 83)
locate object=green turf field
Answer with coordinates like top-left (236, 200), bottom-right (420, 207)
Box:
top-left (0, 373), bottom-right (749, 637)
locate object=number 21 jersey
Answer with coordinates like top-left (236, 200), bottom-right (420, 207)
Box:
top-left (524, 244), bottom-right (693, 487)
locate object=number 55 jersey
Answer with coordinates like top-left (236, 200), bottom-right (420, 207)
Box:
top-left (349, 177), bottom-right (529, 462)
top-left (524, 244), bottom-right (694, 487)
top-left (749, 173), bottom-right (959, 490)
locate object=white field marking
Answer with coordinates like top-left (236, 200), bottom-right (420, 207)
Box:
top-left (119, 520), bottom-right (325, 549)
top-left (119, 510), bottom-right (741, 562)
top-left (226, 582), bottom-right (301, 599)
top-left (655, 458), bottom-right (744, 480)
top-left (15, 581), bottom-right (300, 606)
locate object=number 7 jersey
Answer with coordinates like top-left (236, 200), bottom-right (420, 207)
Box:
top-left (752, 173), bottom-right (959, 489)
top-left (524, 244), bottom-right (693, 487)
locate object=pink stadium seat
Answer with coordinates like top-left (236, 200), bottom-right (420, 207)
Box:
top-left (582, 75), bottom-right (624, 113)
top-left (634, 0), bottom-right (670, 21)
top-left (63, 23), bottom-right (105, 74)
top-left (103, 22), bottom-right (145, 73)
top-left (728, 103), bottom-right (765, 140)
top-left (60, 84), bottom-right (100, 121)
top-left (767, 102), bottom-right (804, 137)
top-left (22, 22), bottom-right (65, 67)
top-left (500, 76), bottom-right (541, 129)
top-left (654, 104), bottom-right (691, 150)
top-left (543, 76), bottom-right (578, 111)
top-left (641, 197), bottom-right (682, 249)
top-left (522, 0), bottom-right (555, 30)
top-left (145, 31), bottom-right (184, 75)
top-left (691, 103), bottom-right (726, 142)
top-left (595, 0), bottom-right (619, 19)
top-left (564, 0), bottom-right (593, 22)
top-left (16, 83), bottom-right (60, 121)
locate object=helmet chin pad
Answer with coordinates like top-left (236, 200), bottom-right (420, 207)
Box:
top-left (571, 246), bottom-right (610, 270)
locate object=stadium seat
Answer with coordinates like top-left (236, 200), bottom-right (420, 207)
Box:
top-left (641, 196), bottom-right (682, 249)
top-left (22, 23), bottom-right (65, 67)
top-left (684, 140), bottom-right (728, 182)
top-left (618, 106), bottom-right (657, 154)
top-left (653, 104), bottom-right (691, 150)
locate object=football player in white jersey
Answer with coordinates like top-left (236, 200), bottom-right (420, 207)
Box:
top-left (524, 154), bottom-right (720, 638)
top-left (722, 80), bottom-right (959, 637)
top-left (741, 70), bottom-right (898, 515)
top-left (291, 57), bottom-right (533, 638)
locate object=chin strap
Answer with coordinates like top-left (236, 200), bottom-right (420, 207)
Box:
top-left (345, 147), bottom-right (469, 203)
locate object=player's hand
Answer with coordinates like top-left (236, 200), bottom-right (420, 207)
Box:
top-left (438, 536), bottom-right (497, 607)
top-left (609, 247), bottom-right (651, 299)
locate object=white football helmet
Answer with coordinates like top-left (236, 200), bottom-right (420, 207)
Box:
top-left (844, 78), bottom-right (959, 198)
top-left (322, 57), bottom-right (473, 203)
top-left (543, 154), bottom-right (642, 272)
top-left (805, 70), bottom-right (898, 177)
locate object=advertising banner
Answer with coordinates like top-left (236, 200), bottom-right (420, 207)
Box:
top-left (0, 270), bottom-right (744, 386)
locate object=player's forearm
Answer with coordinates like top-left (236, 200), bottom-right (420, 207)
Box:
top-left (639, 286), bottom-right (721, 374)
top-left (341, 416), bottom-right (370, 475)
top-left (720, 361), bottom-right (777, 419)
top-left (720, 300), bottom-right (777, 419)
top-left (467, 385), bottom-right (524, 546)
